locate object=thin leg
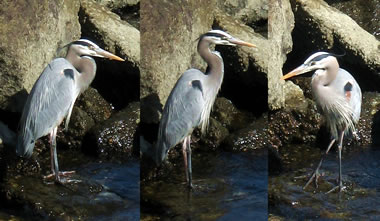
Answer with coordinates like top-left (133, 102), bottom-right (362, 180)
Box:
top-left (327, 130), bottom-right (346, 193)
top-left (304, 139), bottom-right (335, 190)
top-left (43, 127), bottom-right (76, 184)
top-left (182, 137), bottom-right (189, 184)
top-left (186, 136), bottom-right (193, 189)
top-left (51, 127), bottom-right (60, 182)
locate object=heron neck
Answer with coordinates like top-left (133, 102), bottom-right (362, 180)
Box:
top-left (197, 39), bottom-right (224, 86)
top-left (66, 49), bottom-right (97, 93)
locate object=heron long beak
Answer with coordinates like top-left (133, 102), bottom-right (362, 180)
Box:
top-left (281, 65), bottom-right (305, 80)
top-left (229, 38), bottom-right (256, 48)
top-left (96, 48), bottom-right (125, 61)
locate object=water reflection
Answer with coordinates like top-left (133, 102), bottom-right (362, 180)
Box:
top-left (270, 144), bottom-right (380, 219)
top-left (142, 149), bottom-right (268, 220)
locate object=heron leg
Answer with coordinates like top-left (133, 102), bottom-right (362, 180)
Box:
top-left (50, 127), bottom-right (60, 182)
top-left (304, 139), bottom-right (335, 190)
top-left (327, 130), bottom-right (346, 194)
top-left (182, 137), bottom-right (189, 184)
top-left (43, 127), bottom-right (76, 184)
top-left (186, 136), bottom-right (193, 189)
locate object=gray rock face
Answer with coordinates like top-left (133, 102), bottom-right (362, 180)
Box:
top-left (267, 0), bottom-right (297, 110)
top-left (0, 0), bottom-right (81, 111)
top-left (216, 0), bottom-right (268, 25)
top-left (95, 0), bottom-right (139, 10)
top-left (80, 0), bottom-right (140, 67)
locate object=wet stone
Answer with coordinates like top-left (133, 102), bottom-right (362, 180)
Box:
top-left (223, 114), bottom-right (268, 152)
top-left (75, 87), bottom-right (113, 123)
top-left (197, 118), bottom-right (229, 151)
top-left (268, 98), bottom-right (322, 150)
top-left (212, 97), bottom-right (253, 132)
top-left (83, 102), bottom-right (139, 159)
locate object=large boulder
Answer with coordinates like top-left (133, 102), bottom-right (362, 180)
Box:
top-left (0, 0), bottom-right (81, 111)
top-left (267, 0), bottom-right (296, 110)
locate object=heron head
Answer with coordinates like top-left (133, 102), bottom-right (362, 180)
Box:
top-left (201, 30), bottom-right (256, 47)
top-left (70, 39), bottom-right (125, 61)
top-left (281, 52), bottom-right (337, 80)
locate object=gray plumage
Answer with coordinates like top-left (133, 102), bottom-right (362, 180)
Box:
top-left (16, 58), bottom-right (85, 157)
top-left (16, 39), bottom-right (124, 183)
top-left (282, 51), bottom-right (362, 192)
top-left (155, 30), bottom-right (256, 188)
top-left (156, 69), bottom-right (206, 164)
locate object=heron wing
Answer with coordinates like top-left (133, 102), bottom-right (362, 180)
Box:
top-left (17, 58), bottom-right (79, 157)
top-left (156, 69), bottom-right (205, 164)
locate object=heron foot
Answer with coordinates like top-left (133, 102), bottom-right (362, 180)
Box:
top-left (303, 169), bottom-right (323, 190)
top-left (43, 171), bottom-right (80, 184)
top-left (326, 183), bottom-right (346, 194)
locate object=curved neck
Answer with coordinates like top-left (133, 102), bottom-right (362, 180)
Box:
top-left (197, 39), bottom-right (224, 80)
top-left (66, 47), bottom-right (97, 93)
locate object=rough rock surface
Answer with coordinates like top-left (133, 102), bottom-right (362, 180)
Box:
top-left (216, 0), bottom-right (268, 26)
top-left (80, 0), bottom-right (140, 66)
top-left (223, 114), bottom-right (268, 152)
top-left (0, 0), bottom-right (81, 111)
top-left (268, 0), bottom-right (296, 110)
top-left (80, 0), bottom-right (140, 109)
top-left (95, 0), bottom-right (139, 9)
top-left (212, 97), bottom-right (253, 131)
top-left (83, 102), bottom-right (140, 159)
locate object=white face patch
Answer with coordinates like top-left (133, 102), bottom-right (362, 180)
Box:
top-left (207, 30), bottom-right (233, 39)
top-left (76, 39), bottom-right (100, 49)
top-left (304, 52), bottom-right (329, 65)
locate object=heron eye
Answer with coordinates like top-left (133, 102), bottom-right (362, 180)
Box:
top-left (310, 61), bottom-right (316, 66)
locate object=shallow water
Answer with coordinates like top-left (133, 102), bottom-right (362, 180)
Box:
top-left (270, 144), bottom-right (380, 219)
top-left (141, 149), bottom-right (268, 220)
top-left (1, 153), bottom-right (139, 220)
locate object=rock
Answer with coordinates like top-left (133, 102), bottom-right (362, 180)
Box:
top-left (95, 0), bottom-right (139, 9)
top-left (79, 0), bottom-right (140, 109)
top-left (268, 0), bottom-right (296, 110)
top-left (75, 87), bottom-right (113, 123)
top-left (213, 11), bottom-right (269, 114)
top-left (0, 0), bottom-right (81, 111)
top-left (358, 92), bottom-right (380, 146)
top-left (223, 114), bottom-right (268, 151)
top-left (211, 97), bottom-right (253, 131)
top-left (268, 98), bottom-right (322, 150)
top-left (80, 0), bottom-right (140, 66)
top-left (216, 0), bottom-right (268, 27)
top-left (326, 0), bottom-right (379, 39)
top-left (197, 118), bottom-right (229, 151)
top-left (83, 102), bottom-right (140, 159)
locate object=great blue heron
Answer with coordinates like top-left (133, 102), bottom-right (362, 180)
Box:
top-left (17, 39), bottom-right (124, 183)
top-left (155, 30), bottom-right (256, 188)
top-left (281, 52), bottom-right (362, 193)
